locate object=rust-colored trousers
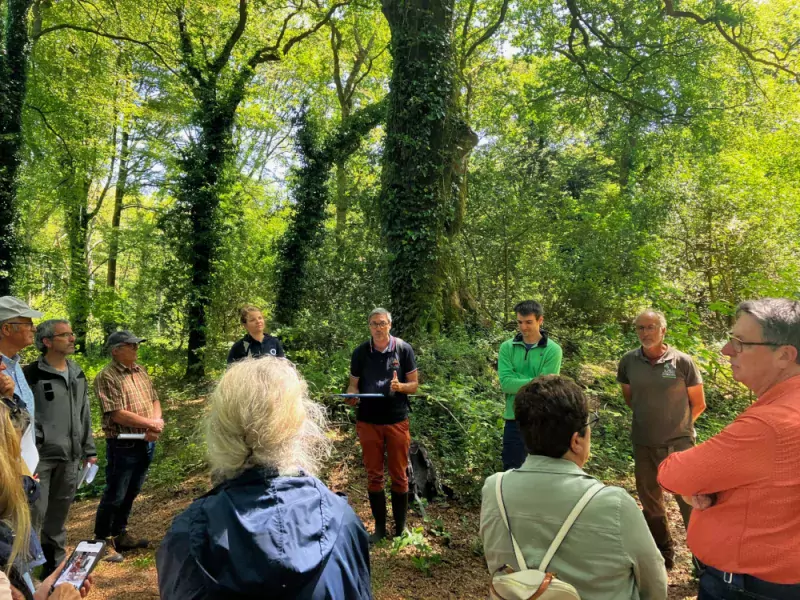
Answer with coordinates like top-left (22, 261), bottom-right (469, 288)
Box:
top-left (356, 419), bottom-right (410, 493)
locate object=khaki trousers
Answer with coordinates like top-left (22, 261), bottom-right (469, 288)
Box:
top-left (633, 438), bottom-right (694, 553)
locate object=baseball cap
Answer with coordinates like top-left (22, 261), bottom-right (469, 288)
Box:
top-left (0, 296), bottom-right (43, 322)
top-left (106, 330), bottom-right (147, 349)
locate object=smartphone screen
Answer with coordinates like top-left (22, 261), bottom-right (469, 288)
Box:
top-left (52, 540), bottom-right (106, 591)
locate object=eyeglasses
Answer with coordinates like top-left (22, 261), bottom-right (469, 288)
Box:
top-left (369, 321), bottom-right (390, 328)
top-left (50, 332), bottom-right (76, 339)
top-left (585, 411), bottom-right (600, 428)
top-left (726, 333), bottom-right (781, 354)
top-left (635, 324), bottom-right (660, 333)
top-left (4, 322), bottom-right (36, 330)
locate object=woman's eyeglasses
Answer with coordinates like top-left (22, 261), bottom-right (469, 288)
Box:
top-left (585, 411), bottom-right (600, 428)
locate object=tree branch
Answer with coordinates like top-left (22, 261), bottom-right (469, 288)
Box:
top-left (33, 24), bottom-right (178, 76)
top-left (176, 8), bottom-right (205, 85)
top-left (460, 0), bottom-right (509, 71)
top-left (330, 22), bottom-right (347, 109)
top-left (663, 0), bottom-right (800, 80)
top-left (211, 0), bottom-right (248, 74)
top-left (88, 121), bottom-right (118, 220)
top-left (26, 103), bottom-right (76, 164)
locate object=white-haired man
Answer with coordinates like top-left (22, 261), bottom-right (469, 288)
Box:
top-left (617, 309), bottom-right (706, 569)
top-left (659, 298), bottom-right (800, 598)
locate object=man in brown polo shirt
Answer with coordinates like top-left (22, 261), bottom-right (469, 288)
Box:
top-left (617, 309), bottom-right (705, 570)
top-left (93, 330), bottom-right (164, 562)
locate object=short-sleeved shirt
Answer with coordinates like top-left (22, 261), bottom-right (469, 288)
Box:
top-left (227, 334), bottom-right (285, 365)
top-left (617, 346), bottom-right (702, 446)
top-left (350, 336), bottom-right (417, 425)
top-left (94, 360), bottom-right (158, 438)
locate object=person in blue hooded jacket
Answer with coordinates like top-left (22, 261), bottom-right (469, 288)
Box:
top-left (156, 357), bottom-right (372, 600)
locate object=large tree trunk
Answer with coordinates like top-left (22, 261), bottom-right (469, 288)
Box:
top-left (182, 95), bottom-right (236, 380)
top-left (334, 156), bottom-right (348, 249)
top-left (380, 0), bottom-right (478, 337)
top-left (0, 0), bottom-right (35, 293)
top-left (102, 128), bottom-right (130, 335)
top-left (106, 129), bottom-right (129, 290)
top-left (63, 169), bottom-right (92, 353)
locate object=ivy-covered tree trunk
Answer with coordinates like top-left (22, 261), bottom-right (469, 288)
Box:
top-left (0, 0), bottom-right (35, 293)
top-left (274, 100), bottom-right (386, 325)
top-left (381, 0), bottom-right (477, 337)
top-left (63, 169), bottom-right (92, 353)
top-left (102, 128), bottom-right (130, 335)
top-left (172, 2), bottom-right (340, 379)
top-left (181, 92), bottom-right (236, 379)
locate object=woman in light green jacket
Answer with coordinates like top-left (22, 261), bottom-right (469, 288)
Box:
top-left (480, 375), bottom-right (668, 600)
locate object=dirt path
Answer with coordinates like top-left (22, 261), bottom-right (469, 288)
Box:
top-left (66, 428), bottom-right (699, 599)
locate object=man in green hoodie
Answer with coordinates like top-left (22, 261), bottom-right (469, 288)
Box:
top-left (498, 300), bottom-right (563, 469)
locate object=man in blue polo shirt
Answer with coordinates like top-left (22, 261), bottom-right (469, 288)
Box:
top-left (0, 296), bottom-right (42, 421)
top-left (347, 308), bottom-right (418, 543)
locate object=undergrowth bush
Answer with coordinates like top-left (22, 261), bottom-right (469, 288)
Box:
top-left (68, 319), bottom-right (753, 506)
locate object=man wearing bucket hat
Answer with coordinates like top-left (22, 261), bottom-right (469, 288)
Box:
top-left (0, 296), bottom-right (43, 420)
top-left (93, 330), bottom-right (164, 562)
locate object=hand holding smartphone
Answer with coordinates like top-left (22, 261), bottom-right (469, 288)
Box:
top-left (50, 540), bottom-right (105, 594)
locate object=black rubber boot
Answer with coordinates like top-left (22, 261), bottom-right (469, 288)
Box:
top-left (391, 491), bottom-right (409, 538)
top-left (368, 491), bottom-right (387, 544)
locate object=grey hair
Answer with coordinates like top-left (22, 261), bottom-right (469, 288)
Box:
top-left (35, 319), bottom-right (70, 354)
top-left (368, 307), bottom-right (392, 324)
top-left (737, 298), bottom-right (800, 364)
top-left (635, 309), bottom-right (667, 329)
top-left (205, 357), bottom-right (331, 480)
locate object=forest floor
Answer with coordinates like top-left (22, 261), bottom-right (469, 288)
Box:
top-left (65, 427), bottom-right (699, 600)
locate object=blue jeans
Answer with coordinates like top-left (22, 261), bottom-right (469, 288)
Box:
top-left (699, 565), bottom-right (800, 600)
top-left (502, 420), bottom-right (527, 471)
top-left (94, 439), bottom-right (155, 539)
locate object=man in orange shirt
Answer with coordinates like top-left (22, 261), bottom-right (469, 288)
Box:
top-left (658, 298), bottom-right (800, 599)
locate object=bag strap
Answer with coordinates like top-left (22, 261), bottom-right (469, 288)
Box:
top-left (538, 481), bottom-right (604, 571)
top-left (495, 471), bottom-right (528, 571)
top-left (494, 471), bottom-right (605, 573)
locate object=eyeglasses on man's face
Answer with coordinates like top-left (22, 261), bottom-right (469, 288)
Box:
top-left (50, 332), bottom-right (76, 339)
top-left (726, 333), bottom-right (781, 354)
top-left (635, 324), bottom-right (660, 333)
top-left (585, 411), bottom-right (600, 428)
top-left (369, 321), bottom-right (390, 329)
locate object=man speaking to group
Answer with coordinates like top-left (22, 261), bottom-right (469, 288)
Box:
top-left (346, 308), bottom-right (418, 543)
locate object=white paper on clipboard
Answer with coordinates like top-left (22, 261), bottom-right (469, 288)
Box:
top-left (21, 423), bottom-right (38, 474)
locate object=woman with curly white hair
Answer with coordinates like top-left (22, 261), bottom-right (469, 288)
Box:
top-left (156, 357), bottom-right (372, 599)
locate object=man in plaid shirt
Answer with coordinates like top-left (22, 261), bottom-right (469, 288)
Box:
top-left (93, 330), bottom-right (164, 562)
